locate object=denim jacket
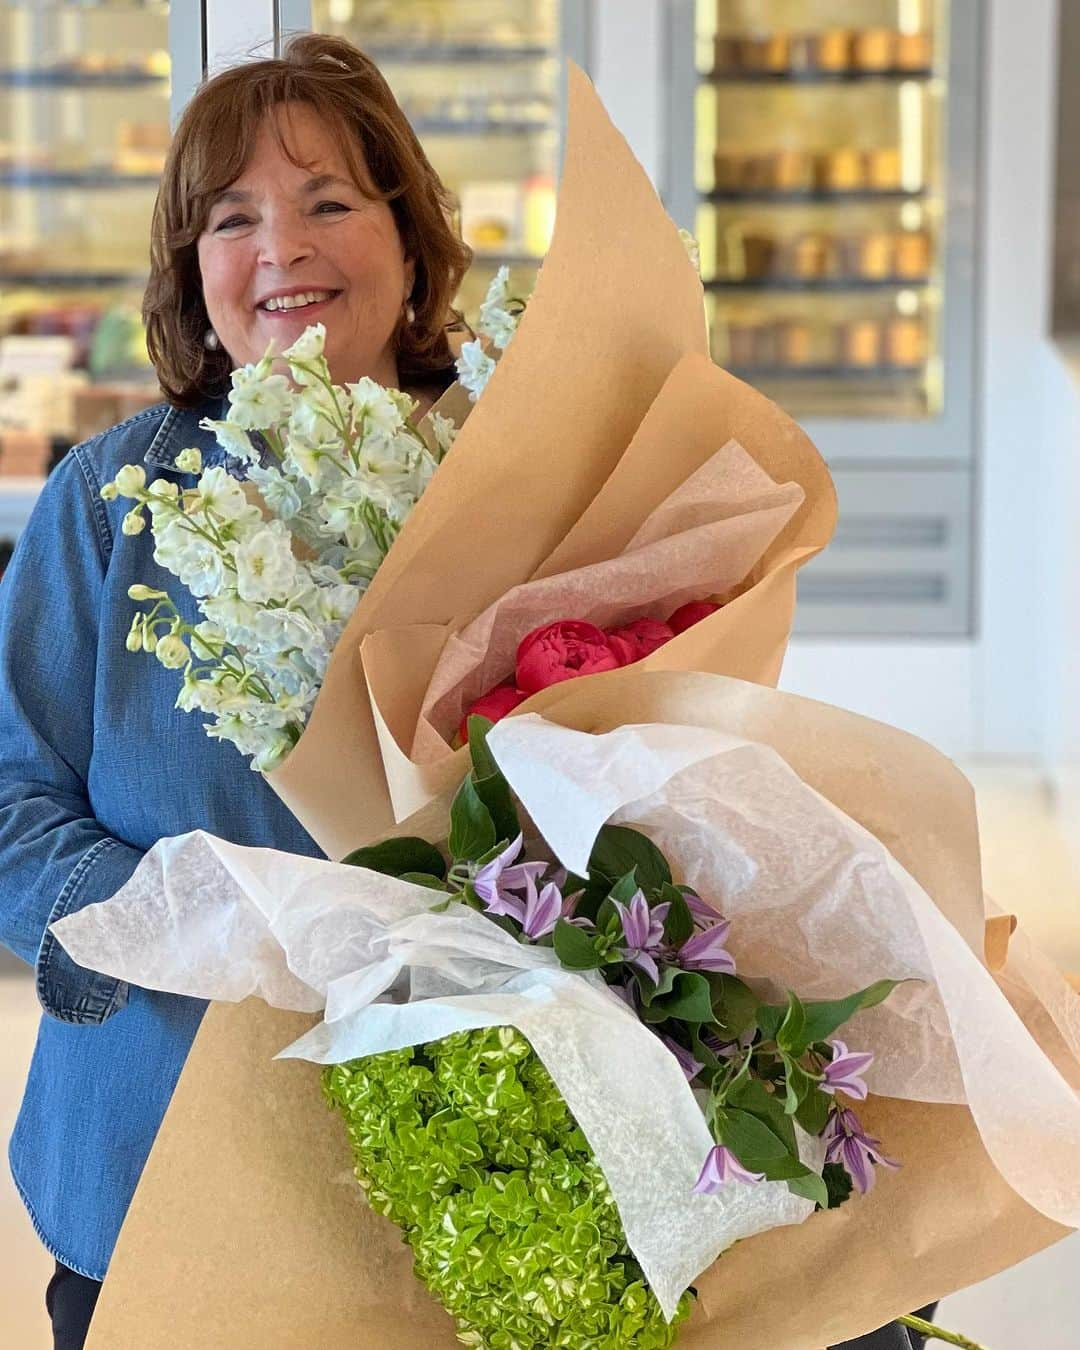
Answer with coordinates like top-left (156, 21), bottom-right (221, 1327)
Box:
top-left (0, 399), bottom-right (322, 1280)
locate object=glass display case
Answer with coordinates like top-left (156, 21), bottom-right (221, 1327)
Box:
top-left (306, 0), bottom-right (587, 322)
top-left (666, 0), bottom-right (978, 465)
top-left (0, 0), bottom-right (169, 551)
top-left (697, 0), bottom-right (944, 422)
top-left (664, 0), bottom-right (979, 636)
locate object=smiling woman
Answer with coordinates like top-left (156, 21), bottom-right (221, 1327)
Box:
top-left (145, 33), bottom-right (473, 408)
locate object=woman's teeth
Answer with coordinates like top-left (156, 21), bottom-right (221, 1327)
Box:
top-left (262, 290), bottom-right (334, 312)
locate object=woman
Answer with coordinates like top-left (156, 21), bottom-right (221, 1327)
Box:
top-left (0, 33), bottom-right (468, 1350)
top-left (0, 30), bottom-right (931, 1350)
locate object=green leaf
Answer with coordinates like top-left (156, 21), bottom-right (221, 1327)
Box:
top-left (800, 979), bottom-right (903, 1043)
top-left (466, 716), bottom-right (521, 845)
top-left (399, 872), bottom-right (452, 892)
top-left (660, 884), bottom-right (694, 947)
top-left (472, 771), bottom-right (519, 851)
top-left (552, 918), bottom-right (603, 970)
top-left (709, 974), bottom-right (760, 1038)
top-left (786, 1171), bottom-right (830, 1209)
top-left (822, 1161), bottom-right (855, 1209)
top-left (607, 871), bottom-right (641, 905)
top-left (448, 777), bottom-right (497, 862)
top-left (781, 1058), bottom-right (815, 1116)
top-left (725, 1077), bottom-right (797, 1154)
top-left (588, 825), bottom-right (671, 894)
top-left (755, 1002), bottom-right (785, 1042)
top-left (639, 964), bottom-right (679, 1007)
top-left (794, 1085), bottom-right (833, 1136)
top-left (465, 715), bottom-right (499, 778)
top-left (714, 1108), bottom-right (806, 1180)
top-left (777, 991), bottom-right (808, 1056)
top-left (340, 836), bottom-right (447, 880)
top-left (652, 971), bottom-right (715, 1024)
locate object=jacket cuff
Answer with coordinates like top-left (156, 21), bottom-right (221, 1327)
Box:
top-left (37, 836), bottom-right (143, 1024)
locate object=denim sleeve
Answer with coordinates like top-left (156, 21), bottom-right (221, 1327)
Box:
top-left (0, 445), bottom-right (141, 1023)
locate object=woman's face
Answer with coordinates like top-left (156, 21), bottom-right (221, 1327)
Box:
top-left (197, 102), bottom-right (415, 387)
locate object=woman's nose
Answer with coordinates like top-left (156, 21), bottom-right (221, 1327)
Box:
top-left (256, 218), bottom-right (316, 270)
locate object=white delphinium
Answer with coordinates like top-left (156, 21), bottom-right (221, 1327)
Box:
top-left (428, 409), bottom-right (458, 459)
top-left (455, 265), bottom-right (525, 402)
top-left (456, 340), bottom-right (498, 403)
top-left (477, 266), bottom-right (520, 351)
top-left (678, 228), bottom-right (702, 276)
top-left (105, 301), bottom-right (513, 769)
top-left (226, 354), bottom-right (295, 429)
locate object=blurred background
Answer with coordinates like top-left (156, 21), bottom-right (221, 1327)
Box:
top-left (1, 1), bottom-right (1078, 1345)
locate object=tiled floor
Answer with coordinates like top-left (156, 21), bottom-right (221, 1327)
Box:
top-left (1, 761), bottom-right (1078, 1349)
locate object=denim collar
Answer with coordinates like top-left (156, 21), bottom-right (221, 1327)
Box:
top-left (142, 398), bottom-right (241, 474)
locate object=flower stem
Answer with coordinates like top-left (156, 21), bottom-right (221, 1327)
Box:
top-left (898, 1313), bottom-right (990, 1349)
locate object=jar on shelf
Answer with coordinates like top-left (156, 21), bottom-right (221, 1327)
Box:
top-left (773, 149), bottom-right (816, 192)
top-left (740, 33), bottom-right (791, 73)
top-left (841, 319), bottom-right (884, 368)
top-left (851, 29), bottom-right (897, 72)
top-left (844, 232), bottom-right (896, 279)
top-left (817, 148), bottom-right (866, 192)
top-left (895, 32), bottom-right (933, 71)
top-left (785, 232), bottom-right (838, 279)
top-left (885, 317), bottom-right (928, 366)
top-left (866, 146), bottom-right (903, 191)
top-left (813, 30), bottom-right (853, 72)
top-left (894, 230), bottom-right (932, 279)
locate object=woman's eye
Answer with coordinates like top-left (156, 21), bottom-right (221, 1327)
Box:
top-left (314, 201), bottom-right (349, 215)
top-left (214, 215), bottom-right (251, 232)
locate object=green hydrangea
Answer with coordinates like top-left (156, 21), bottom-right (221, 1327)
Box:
top-left (323, 1026), bottom-right (693, 1348)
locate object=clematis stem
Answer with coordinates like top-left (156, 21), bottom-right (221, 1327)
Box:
top-left (898, 1313), bottom-right (990, 1348)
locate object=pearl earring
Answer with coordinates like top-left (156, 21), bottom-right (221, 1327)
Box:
top-left (203, 328), bottom-right (220, 351)
top-left (405, 301), bottom-right (416, 325)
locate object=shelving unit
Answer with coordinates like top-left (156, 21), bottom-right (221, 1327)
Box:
top-left (0, 1), bottom-right (168, 551)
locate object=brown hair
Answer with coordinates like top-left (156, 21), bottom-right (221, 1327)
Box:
top-left (144, 33), bottom-right (473, 407)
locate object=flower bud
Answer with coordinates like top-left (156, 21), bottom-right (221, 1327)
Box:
top-left (125, 617), bottom-right (143, 653)
top-left (114, 464), bottom-right (147, 497)
top-left (155, 633), bottom-right (190, 670)
top-left (142, 623), bottom-right (157, 653)
top-left (174, 447), bottom-right (203, 474)
top-left (127, 584), bottom-right (167, 602)
top-left (121, 509), bottom-right (147, 536)
top-left (100, 482), bottom-right (119, 502)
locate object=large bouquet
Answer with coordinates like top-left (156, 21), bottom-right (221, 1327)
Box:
top-left (54, 64), bottom-right (1080, 1350)
top-left (58, 713), bottom-right (911, 1345)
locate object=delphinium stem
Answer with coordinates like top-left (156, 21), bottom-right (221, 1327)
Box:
top-left (898, 1312), bottom-right (989, 1349)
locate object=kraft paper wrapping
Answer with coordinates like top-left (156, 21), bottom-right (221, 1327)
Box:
top-left (266, 63), bottom-right (836, 861)
top-left (86, 671), bottom-right (1078, 1350)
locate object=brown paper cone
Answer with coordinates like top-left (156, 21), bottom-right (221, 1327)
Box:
top-left (266, 64), bottom-right (835, 861)
top-left (88, 671), bottom-right (1076, 1348)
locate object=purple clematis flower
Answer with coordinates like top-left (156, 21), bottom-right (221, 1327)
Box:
top-left (519, 872), bottom-right (564, 940)
top-left (682, 888), bottom-right (723, 925)
top-left (612, 890), bottom-right (669, 982)
top-left (472, 834), bottom-right (546, 920)
top-left (678, 919), bottom-right (736, 974)
top-left (821, 1040), bottom-right (875, 1101)
top-left (693, 1144), bottom-right (765, 1194)
top-left (823, 1106), bottom-right (900, 1194)
top-left (660, 1033), bottom-right (705, 1082)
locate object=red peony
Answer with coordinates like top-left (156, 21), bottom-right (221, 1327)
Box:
top-left (667, 600), bottom-right (721, 635)
top-left (515, 620), bottom-right (621, 695)
top-left (605, 617), bottom-right (674, 666)
top-left (458, 683), bottom-right (527, 744)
